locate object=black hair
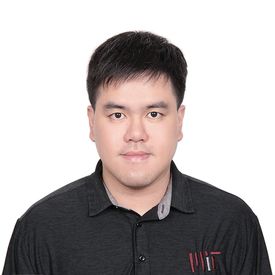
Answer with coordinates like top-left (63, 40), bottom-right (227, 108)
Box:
top-left (86, 31), bottom-right (187, 110)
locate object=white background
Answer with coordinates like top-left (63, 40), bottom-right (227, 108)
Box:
top-left (0, 0), bottom-right (274, 270)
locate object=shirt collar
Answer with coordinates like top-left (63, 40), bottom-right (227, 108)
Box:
top-left (103, 172), bottom-right (172, 220)
top-left (170, 160), bottom-right (195, 213)
top-left (86, 159), bottom-right (195, 217)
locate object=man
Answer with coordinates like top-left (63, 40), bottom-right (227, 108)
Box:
top-left (2, 31), bottom-right (272, 274)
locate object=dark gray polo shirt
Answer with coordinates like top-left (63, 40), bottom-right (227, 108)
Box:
top-left (2, 159), bottom-right (272, 274)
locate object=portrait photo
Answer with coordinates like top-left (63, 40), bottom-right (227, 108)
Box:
top-left (0, 1), bottom-right (274, 274)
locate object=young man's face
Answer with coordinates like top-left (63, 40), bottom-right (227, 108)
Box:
top-left (87, 75), bottom-right (185, 189)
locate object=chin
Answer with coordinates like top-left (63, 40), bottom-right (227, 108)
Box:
top-left (122, 181), bottom-right (151, 189)
top-left (119, 171), bottom-right (150, 185)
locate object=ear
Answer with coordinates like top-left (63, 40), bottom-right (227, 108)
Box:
top-left (177, 105), bottom-right (186, 141)
top-left (87, 105), bottom-right (96, 142)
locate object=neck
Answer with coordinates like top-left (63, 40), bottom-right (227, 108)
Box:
top-left (102, 166), bottom-right (171, 216)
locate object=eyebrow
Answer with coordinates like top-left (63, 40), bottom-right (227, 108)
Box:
top-left (103, 101), bottom-right (169, 110)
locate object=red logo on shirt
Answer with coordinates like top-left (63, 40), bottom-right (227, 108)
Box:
top-left (188, 251), bottom-right (221, 273)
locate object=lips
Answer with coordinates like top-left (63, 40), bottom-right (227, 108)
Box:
top-left (123, 151), bottom-right (149, 156)
top-left (121, 151), bottom-right (151, 161)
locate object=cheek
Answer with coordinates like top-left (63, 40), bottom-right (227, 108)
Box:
top-left (95, 118), bottom-right (115, 137)
top-left (149, 122), bottom-right (178, 148)
top-left (95, 121), bottom-right (124, 151)
top-left (154, 116), bottom-right (178, 137)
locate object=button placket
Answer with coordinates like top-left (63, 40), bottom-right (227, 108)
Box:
top-left (134, 221), bottom-right (150, 274)
top-left (136, 222), bottom-right (146, 263)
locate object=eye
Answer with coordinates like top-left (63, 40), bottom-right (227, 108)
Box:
top-left (147, 112), bottom-right (163, 119)
top-left (109, 112), bottom-right (125, 120)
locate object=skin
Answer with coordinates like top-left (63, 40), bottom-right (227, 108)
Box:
top-left (87, 74), bottom-right (185, 215)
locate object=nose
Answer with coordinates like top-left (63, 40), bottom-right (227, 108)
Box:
top-left (123, 117), bottom-right (149, 143)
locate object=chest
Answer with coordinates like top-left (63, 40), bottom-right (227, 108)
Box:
top-left (35, 212), bottom-right (233, 275)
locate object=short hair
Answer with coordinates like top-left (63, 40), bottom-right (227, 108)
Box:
top-left (86, 31), bottom-right (188, 110)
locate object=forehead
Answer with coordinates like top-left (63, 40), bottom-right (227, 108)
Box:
top-left (97, 75), bottom-right (177, 109)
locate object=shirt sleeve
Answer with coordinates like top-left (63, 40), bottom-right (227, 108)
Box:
top-left (233, 213), bottom-right (273, 274)
top-left (2, 218), bottom-right (38, 275)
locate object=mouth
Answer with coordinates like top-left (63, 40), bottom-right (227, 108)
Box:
top-left (121, 152), bottom-right (151, 162)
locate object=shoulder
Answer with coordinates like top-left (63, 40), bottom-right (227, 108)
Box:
top-left (183, 173), bottom-right (257, 222)
top-left (18, 174), bottom-right (93, 225)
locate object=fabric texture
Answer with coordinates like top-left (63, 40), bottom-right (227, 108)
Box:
top-left (2, 159), bottom-right (272, 275)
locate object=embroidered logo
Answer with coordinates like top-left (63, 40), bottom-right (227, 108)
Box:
top-left (188, 251), bottom-right (221, 273)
